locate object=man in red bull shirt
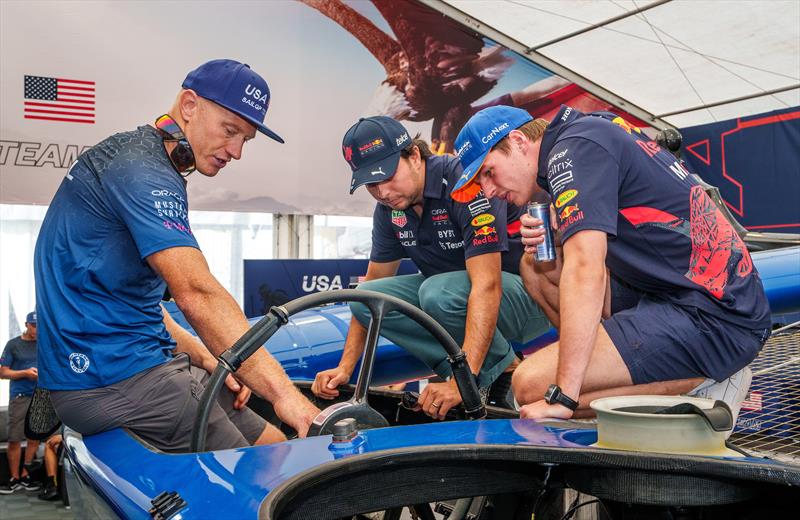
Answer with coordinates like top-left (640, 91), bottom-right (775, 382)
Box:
top-left (451, 105), bottom-right (770, 429)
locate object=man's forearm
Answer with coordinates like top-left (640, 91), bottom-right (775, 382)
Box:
top-left (0, 368), bottom-right (27, 380)
top-left (176, 284), bottom-right (297, 402)
top-left (462, 283), bottom-right (502, 375)
top-left (556, 257), bottom-right (606, 400)
top-left (339, 317), bottom-right (368, 373)
top-left (162, 305), bottom-right (216, 370)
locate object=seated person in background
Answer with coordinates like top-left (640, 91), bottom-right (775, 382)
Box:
top-left (0, 311), bottom-right (41, 493)
top-left (451, 105), bottom-right (770, 426)
top-left (311, 116), bottom-right (552, 416)
top-left (37, 433), bottom-right (63, 501)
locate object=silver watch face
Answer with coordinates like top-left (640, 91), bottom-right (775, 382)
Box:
top-left (544, 385), bottom-right (557, 403)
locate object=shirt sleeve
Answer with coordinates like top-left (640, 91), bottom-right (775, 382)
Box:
top-left (102, 164), bottom-right (200, 259)
top-left (369, 205), bottom-right (404, 263)
top-left (546, 138), bottom-right (619, 242)
top-left (452, 190), bottom-right (509, 260)
top-left (0, 341), bottom-right (12, 366)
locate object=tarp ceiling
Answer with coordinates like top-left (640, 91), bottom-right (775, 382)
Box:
top-left (423, 0), bottom-right (800, 128)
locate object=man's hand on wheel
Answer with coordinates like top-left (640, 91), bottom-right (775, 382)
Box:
top-left (311, 367), bottom-right (352, 399)
top-left (416, 380), bottom-right (462, 420)
top-left (224, 374), bottom-right (252, 410)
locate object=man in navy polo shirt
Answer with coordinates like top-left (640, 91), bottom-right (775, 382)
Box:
top-left (311, 116), bottom-right (551, 417)
top-left (451, 105), bottom-right (770, 428)
top-left (0, 312), bottom-right (41, 493)
top-left (34, 59), bottom-right (319, 452)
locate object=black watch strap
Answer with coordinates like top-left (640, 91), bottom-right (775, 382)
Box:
top-left (544, 384), bottom-right (578, 411)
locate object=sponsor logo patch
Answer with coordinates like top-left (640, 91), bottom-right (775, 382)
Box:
top-left (559, 211), bottom-right (584, 229)
top-left (467, 196), bottom-right (491, 217)
top-left (391, 210), bottom-right (407, 227)
top-left (549, 170), bottom-right (574, 195)
top-left (611, 116), bottom-right (641, 134)
top-left (474, 225), bottom-right (496, 237)
top-left (69, 352), bottom-right (90, 374)
top-left (359, 138), bottom-right (385, 156)
top-left (559, 204), bottom-right (580, 220)
top-left (471, 213), bottom-right (495, 227)
top-left (555, 189), bottom-right (578, 208)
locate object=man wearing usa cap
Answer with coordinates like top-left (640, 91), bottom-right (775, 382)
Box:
top-left (311, 116), bottom-right (551, 418)
top-left (451, 105), bottom-right (770, 427)
top-left (34, 59), bottom-right (319, 452)
top-left (0, 311), bottom-right (41, 493)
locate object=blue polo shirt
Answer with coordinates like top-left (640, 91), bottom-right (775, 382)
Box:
top-left (536, 105), bottom-right (770, 329)
top-left (370, 154), bottom-right (525, 277)
top-left (34, 125), bottom-right (199, 391)
top-left (0, 337), bottom-right (38, 396)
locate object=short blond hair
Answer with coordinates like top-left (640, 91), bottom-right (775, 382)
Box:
top-left (493, 118), bottom-right (549, 154)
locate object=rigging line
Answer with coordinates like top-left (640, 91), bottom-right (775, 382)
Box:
top-left (504, 0), bottom-right (798, 80)
top-left (608, 0), bottom-right (791, 108)
top-left (631, 0), bottom-right (716, 121)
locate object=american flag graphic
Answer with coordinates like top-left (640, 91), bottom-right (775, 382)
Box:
top-left (24, 75), bottom-right (95, 124)
top-left (740, 391), bottom-right (763, 412)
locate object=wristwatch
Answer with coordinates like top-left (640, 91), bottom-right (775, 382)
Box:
top-left (543, 384), bottom-right (578, 411)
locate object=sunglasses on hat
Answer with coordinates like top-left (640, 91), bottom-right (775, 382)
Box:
top-left (155, 114), bottom-right (196, 176)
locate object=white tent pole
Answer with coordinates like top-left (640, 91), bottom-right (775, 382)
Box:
top-left (656, 84), bottom-right (800, 118)
top-left (529, 0), bottom-right (671, 52)
top-left (419, 0), bottom-right (670, 128)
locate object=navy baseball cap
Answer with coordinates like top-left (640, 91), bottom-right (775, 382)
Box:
top-left (26, 311), bottom-right (36, 324)
top-left (451, 105), bottom-right (532, 202)
top-left (182, 59), bottom-right (284, 143)
top-left (342, 116), bottom-right (411, 194)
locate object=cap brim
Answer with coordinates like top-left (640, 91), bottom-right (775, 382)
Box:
top-left (450, 149), bottom-right (489, 203)
top-left (202, 96), bottom-right (285, 144)
top-left (349, 152), bottom-right (400, 194)
top-left (247, 115), bottom-right (284, 143)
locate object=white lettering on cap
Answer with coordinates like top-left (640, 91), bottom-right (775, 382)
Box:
top-left (480, 122), bottom-right (509, 144)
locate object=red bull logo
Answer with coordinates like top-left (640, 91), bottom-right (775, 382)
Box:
top-left (474, 225), bottom-right (496, 237)
top-left (612, 116), bottom-right (641, 134)
top-left (560, 204), bottom-right (579, 220)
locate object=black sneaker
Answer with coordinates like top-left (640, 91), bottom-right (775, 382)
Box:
top-left (487, 371), bottom-right (515, 409)
top-left (0, 478), bottom-right (22, 494)
top-left (20, 475), bottom-right (41, 492)
top-left (37, 483), bottom-right (60, 501)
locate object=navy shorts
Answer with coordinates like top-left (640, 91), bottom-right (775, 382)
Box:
top-left (604, 280), bottom-right (769, 384)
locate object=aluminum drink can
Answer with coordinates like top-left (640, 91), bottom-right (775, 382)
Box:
top-left (527, 202), bottom-right (556, 262)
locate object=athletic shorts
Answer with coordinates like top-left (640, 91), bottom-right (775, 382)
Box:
top-left (50, 353), bottom-right (266, 453)
top-left (603, 285), bottom-right (769, 385)
top-left (7, 394), bottom-right (32, 442)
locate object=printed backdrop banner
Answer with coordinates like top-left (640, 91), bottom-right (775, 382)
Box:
top-left (1, 0), bottom-right (646, 216)
top-left (243, 259), bottom-right (418, 318)
top-left (681, 106), bottom-right (800, 233)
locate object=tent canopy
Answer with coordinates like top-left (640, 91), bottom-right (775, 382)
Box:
top-left (423, 0), bottom-right (800, 128)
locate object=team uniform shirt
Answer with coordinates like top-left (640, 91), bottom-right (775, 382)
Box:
top-left (34, 126), bottom-right (199, 391)
top-left (0, 337), bottom-right (38, 396)
top-left (537, 105), bottom-right (770, 329)
top-left (370, 154), bottom-right (525, 277)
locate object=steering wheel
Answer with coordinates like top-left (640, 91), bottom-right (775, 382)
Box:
top-left (191, 289), bottom-right (485, 451)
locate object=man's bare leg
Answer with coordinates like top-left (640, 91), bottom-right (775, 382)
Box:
top-left (254, 422), bottom-right (288, 445)
top-left (513, 325), bottom-right (703, 411)
top-left (572, 379), bottom-right (705, 418)
top-left (6, 441), bottom-right (21, 479)
top-left (519, 254), bottom-right (561, 328)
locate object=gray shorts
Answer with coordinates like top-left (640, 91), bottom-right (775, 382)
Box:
top-left (7, 395), bottom-right (32, 442)
top-left (50, 354), bottom-right (267, 452)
